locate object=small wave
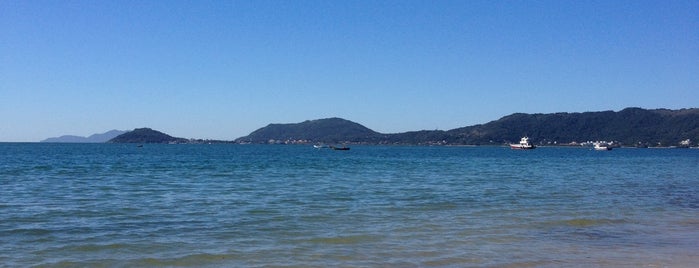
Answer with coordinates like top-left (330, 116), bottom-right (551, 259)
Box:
top-left (131, 253), bottom-right (237, 267)
top-left (538, 218), bottom-right (633, 243)
top-left (559, 218), bottom-right (627, 227)
top-left (421, 256), bottom-right (484, 266)
top-left (564, 218), bottom-right (604, 227)
top-left (3, 228), bottom-right (54, 236)
top-left (36, 253), bottom-right (239, 268)
top-left (245, 208), bottom-right (280, 215)
top-left (307, 234), bottom-right (379, 245)
top-left (65, 243), bottom-right (131, 252)
top-left (675, 218), bottom-right (699, 226)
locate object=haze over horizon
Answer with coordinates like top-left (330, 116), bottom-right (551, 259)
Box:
top-left (2, 1), bottom-right (698, 142)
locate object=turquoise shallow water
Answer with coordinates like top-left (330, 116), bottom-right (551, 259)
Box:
top-left (1, 143), bottom-right (698, 267)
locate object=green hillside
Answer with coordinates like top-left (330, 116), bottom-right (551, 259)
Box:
top-left (440, 108), bottom-right (699, 146)
top-left (236, 108), bottom-right (699, 147)
top-left (108, 128), bottom-right (188, 144)
top-left (235, 118), bottom-right (384, 143)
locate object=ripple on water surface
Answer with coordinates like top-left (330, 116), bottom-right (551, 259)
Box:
top-left (1, 144), bottom-right (697, 266)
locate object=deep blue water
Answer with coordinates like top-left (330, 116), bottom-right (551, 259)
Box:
top-left (1, 143), bottom-right (698, 267)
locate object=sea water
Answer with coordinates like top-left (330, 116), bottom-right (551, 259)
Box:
top-left (1, 143), bottom-right (697, 267)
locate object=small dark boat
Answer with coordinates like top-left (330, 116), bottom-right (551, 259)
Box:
top-left (330, 145), bottom-right (350, 151)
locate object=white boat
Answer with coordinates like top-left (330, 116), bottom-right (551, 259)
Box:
top-left (594, 142), bottom-right (612, 151)
top-left (510, 136), bottom-right (535, 150)
top-left (313, 144), bottom-right (329, 149)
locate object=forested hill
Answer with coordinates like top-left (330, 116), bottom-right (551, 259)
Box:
top-left (235, 118), bottom-right (384, 144)
top-left (236, 108), bottom-right (699, 147)
top-left (439, 108), bottom-right (699, 146)
top-left (108, 128), bottom-right (189, 144)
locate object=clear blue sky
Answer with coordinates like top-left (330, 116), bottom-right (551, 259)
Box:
top-left (2, 0), bottom-right (698, 142)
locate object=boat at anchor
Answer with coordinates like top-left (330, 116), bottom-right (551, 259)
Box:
top-left (510, 136), bottom-right (536, 150)
top-left (594, 142), bottom-right (612, 151)
top-left (330, 145), bottom-right (350, 151)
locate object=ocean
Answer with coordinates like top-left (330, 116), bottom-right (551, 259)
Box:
top-left (1, 143), bottom-right (697, 267)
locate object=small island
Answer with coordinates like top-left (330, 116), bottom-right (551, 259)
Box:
top-left (108, 128), bottom-right (189, 144)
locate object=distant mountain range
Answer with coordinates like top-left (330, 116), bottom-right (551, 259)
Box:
top-left (236, 108), bottom-right (699, 147)
top-left (41, 130), bottom-right (126, 143)
top-left (42, 108), bottom-right (699, 147)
